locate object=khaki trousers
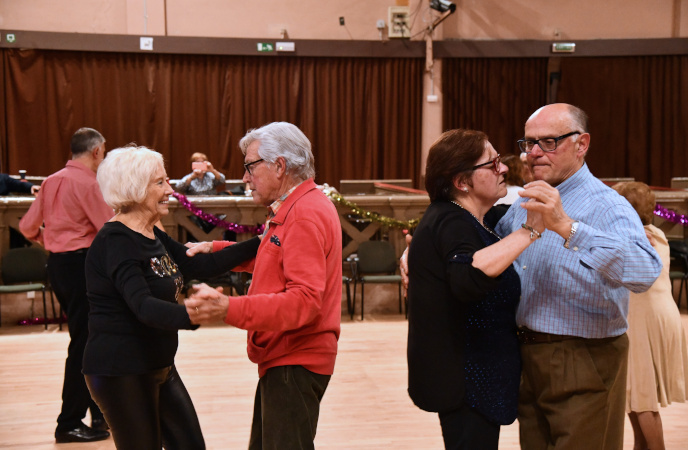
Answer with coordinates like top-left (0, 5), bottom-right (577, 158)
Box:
top-left (518, 333), bottom-right (629, 450)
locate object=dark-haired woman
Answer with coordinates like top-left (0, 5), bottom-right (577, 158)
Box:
top-left (407, 129), bottom-right (545, 449)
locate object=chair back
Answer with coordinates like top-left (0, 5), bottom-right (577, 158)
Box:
top-left (669, 241), bottom-right (688, 267)
top-left (1, 247), bottom-right (48, 285)
top-left (357, 240), bottom-right (397, 274)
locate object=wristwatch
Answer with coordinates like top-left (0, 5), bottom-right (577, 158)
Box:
top-left (563, 220), bottom-right (579, 249)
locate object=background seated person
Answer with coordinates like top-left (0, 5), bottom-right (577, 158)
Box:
top-left (2, 172), bottom-right (40, 248)
top-left (0, 172), bottom-right (39, 196)
top-left (175, 152), bottom-right (226, 195)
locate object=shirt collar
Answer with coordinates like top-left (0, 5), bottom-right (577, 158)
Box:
top-left (66, 159), bottom-right (96, 177)
top-left (268, 181), bottom-right (304, 218)
top-left (556, 163), bottom-right (589, 196)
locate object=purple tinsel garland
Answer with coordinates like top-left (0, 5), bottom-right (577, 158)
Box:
top-left (172, 192), bottom-right (264, 235)
top-left (654, 204), bottom-right (688, 227)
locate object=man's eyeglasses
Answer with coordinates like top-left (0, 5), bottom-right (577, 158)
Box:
top-left (243, 158), bottom-right (265, 176)
top-left (517, 131), bottom-right (581, 154)
top-left (471, 154), bottom-right (502, 174)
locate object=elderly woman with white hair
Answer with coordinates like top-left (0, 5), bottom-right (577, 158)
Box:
top-left (82, 146), bottom-right (259, 450)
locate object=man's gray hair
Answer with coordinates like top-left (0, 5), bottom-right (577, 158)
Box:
top-left (239, 122), bottom-right (315, 180)
top-left (71, 127), bottom-right (105, 156)
top-left (567, 104), bottom-right (589, 133)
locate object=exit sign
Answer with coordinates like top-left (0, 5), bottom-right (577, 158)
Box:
top-left (257, 43), bottom-right (274, 52)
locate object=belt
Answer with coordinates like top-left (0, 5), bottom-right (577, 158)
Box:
top-left (51, 248), bottom-right (88, 255)
top-left (517, 327), bottom-right (578, 345)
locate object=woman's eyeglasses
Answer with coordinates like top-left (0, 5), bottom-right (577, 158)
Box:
top-left (471, 154), bottom-right (501, 174)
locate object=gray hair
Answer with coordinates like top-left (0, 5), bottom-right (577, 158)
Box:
top-left (567, 104), bottom-right (589, 133)
top-left (71, 127), bottom-right (105, 156)
top-left (97, 145), bottom-right (164, 211)
top-left (239, 122), bottom-right (315, 180)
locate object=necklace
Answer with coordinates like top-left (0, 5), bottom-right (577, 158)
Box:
top-left (450, 200), bottom-right (501, 240)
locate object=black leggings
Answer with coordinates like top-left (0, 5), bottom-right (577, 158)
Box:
top-left (85, 365), bottom-right (205, 450)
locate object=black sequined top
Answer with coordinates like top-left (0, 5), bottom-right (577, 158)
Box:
top-left (407, 201), bottom-right (521, 425)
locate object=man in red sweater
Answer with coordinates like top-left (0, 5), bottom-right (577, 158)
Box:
top-left (186, 122), bottom-right (342, 449)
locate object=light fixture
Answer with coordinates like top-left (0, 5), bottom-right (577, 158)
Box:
top-left (430, 0), bottom-right (456, 14)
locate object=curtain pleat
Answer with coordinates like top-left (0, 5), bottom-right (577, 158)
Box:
top-left (556, 55), bottom-right (688, 186)
top-left (442, 57), bottom-right (549, 157)
top-left (1, 49), bottom-right (424, 188)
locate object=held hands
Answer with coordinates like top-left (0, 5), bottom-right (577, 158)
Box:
top-left (184, 283), bottom-right (229, 325)
top-left (519, 180), bottom-right (573, 239)
top-left (645, 229), bottom-right (657, 247)
top-left (400, 234), bottom-right (412, 295)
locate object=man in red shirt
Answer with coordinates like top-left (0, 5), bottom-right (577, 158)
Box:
top-left (185, 122), bottom-right (342, 449)
top-left (20, 127), bottom-right (113, 443)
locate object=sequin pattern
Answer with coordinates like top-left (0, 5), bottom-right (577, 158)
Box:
top-left (150, 254), bottom-right (184, 300)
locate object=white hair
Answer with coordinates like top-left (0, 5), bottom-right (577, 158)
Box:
top-left (97, 145), bottom-right (164, 211)
top-left (239, 122), bottom-right (315, 180)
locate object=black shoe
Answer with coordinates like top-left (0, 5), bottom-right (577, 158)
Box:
top-left (91, 418), bottom-right (109, 431)
top-left (55, 424), bottom-right (110, 443)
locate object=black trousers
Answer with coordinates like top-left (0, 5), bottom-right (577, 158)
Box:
top-left (48, 250), bottom-right (103, 431)
top-left (249, 365), bottom-right (330, 450)
top-left (86, 365), bottom-right (205, 450)
top-left (438, 403), bottom-right (500, 450)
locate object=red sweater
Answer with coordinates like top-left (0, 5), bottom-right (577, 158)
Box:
top-left (214, 179), bottom-right (342, 377)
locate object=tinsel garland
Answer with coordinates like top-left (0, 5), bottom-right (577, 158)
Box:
top-left (654, 204), bottom-right (688, 227)
top-left (323, 189), bottom-right (420, 231)
top-left (172, 192), bottom-right (265, 235)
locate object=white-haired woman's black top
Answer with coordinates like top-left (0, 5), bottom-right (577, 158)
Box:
top-left (83, 222), bottom-right (259, 375)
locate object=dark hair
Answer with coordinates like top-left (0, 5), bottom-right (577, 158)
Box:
top-left (424, 129), bottom-right (487, 202)
top-left (71, 127), bottom-right (104, 156)
top-left (612, 181), bottom-right (655, 225)
top-left (502, 155), bottom-right (525, 187)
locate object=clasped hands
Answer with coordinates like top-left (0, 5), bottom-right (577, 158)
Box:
top-left (518, 180), bottom-right (574, 239)
top-left (184, 283), bottom-right (229, 325)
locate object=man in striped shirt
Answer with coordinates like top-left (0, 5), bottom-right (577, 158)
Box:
top-left (497, 103), bottom-right (661, 449)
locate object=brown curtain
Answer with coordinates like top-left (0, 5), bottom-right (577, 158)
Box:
top-left (556, 55), bottom-right (688, 187)
top-left (442, 57), bottom-right (549, 156)
top-left (1, 49), bottom-right (424, 188)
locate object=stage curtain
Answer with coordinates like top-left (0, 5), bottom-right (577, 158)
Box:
top-left (556, 55), bottom-right (688, 187)
top-left (442, 57), bottom-right (548, 157)
top-left (1, 49), bottom-right (424, 188)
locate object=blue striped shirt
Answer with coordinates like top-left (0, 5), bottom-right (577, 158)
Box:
top-left (495, 164), bottom-right (661, 338)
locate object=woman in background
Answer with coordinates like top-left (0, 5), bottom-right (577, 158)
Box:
top-left (613, 181), bottom-right (688, 450)
top-left (83, 146), bottom-right (259, 449)
top-left (494, 155), bottom-right (525, 206)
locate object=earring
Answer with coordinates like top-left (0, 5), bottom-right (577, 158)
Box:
top-left (461, 188), bottom-right (468, 192)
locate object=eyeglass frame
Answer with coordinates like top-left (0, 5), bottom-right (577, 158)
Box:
top-left (470, 154), bottom-right (502, 174)
top-left (243, 158), bottom-right (265, 176)
top-left (517, 131), bottom-right (582, 154)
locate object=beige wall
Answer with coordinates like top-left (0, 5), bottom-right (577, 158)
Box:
top-left (1, 0), bottom-right (684, 39)
top-left (445, 0), bottom-right (686, 40)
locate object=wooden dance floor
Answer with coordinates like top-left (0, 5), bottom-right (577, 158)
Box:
top-left (1, 315), bottom-right (688, 449)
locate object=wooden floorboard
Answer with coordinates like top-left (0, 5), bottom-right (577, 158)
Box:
top-left (1, 314), bottom-right (687, 449)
